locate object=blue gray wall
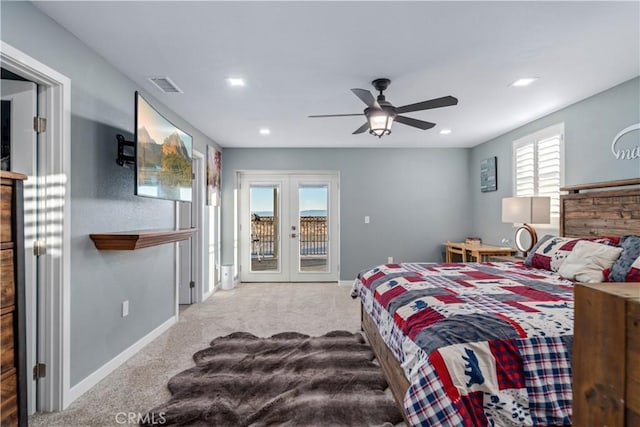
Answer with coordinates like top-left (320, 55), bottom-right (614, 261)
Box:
top-left (220, 148), bottom-right (472, 280)
top-left (470, 77), bottom-right (640, 245)
top-left (1, 2), bottom-right (220, 386)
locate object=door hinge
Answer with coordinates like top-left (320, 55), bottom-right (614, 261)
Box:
top-left (33, 117), bottom-right (47, 134)
top-left (33, 363), bottom-right (46, 380)
top-left (189, 280), bottom-right (195, 289)
top-left (192, 173), bottom-right (195, 180)
top-left (33, 240), bottom-right (47, 256)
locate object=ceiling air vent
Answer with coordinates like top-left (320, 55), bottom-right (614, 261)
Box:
top-left (148, 76), bottom-right (183, 93)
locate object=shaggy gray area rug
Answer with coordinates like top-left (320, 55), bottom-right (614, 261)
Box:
top-left (142, 330), bottom-right (404, 426)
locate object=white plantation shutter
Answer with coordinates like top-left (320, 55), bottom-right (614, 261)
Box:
top-left (515, 144), bottom-right (535, 197)
top-left (513, 124), bottom-right (564, 224)
top-left (537, 135), bottom-right (562, 218)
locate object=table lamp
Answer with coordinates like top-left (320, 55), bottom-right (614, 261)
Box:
top-left (502, 196), bottom-right (551, 256)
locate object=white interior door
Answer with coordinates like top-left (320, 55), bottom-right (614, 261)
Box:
top-left (178, 153), bottom-right (205, 304)
top-left (239, 172), bottom-right (339, 282)
top-left (178, 198), bottom-right (193, 304)
top-left (2, 79), bottom-right (39, 414)
top-left (207, 204), bottom-right (220, 295)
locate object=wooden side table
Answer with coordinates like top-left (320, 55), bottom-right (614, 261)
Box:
top-left (445, 242), bottom-right (517, 263)
top-left (486, 255), bottom-right (525, 262)
top-left (445, 242), bottom-right (467, 262)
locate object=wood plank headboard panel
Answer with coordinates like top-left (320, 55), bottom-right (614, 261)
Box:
top-left (560, 178), bottom-right (640, 238)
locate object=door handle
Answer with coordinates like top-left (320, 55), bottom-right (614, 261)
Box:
top-left (291, 233), bottom-right (297, 238)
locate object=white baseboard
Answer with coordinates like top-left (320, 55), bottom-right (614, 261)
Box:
top-left (338, 280), bottom-right (353, 287)
top-left (202, 287), bottom-right (214, 302)
top-left (67, 316), bottom-right (177, 404)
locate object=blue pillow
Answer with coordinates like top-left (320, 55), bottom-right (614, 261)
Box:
top-left (524, 234), bottom-right (555, 266)
top-left (609, 235), bottom-right (640, 282)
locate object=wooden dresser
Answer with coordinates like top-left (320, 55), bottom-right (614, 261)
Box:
top-left (573, 282), bottom-right (640, 426)
top-left (1, 171), bottom-right (28, 426)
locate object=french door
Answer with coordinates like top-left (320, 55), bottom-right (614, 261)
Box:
top-left (239, 172), bottom-right (339, 282)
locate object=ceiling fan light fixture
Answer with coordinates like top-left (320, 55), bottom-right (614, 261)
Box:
top-left (309, 78), bottom-right (457, 137)
top-left (366, 106), bottom-right (396, 138)
top-left (367, 112), bottom-right (394, 138)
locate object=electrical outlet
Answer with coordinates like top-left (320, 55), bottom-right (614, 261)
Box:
top-left (364, 216), bottom-right (370, 224)
top-left (387, 256), bottom-right (393, 264)
top-left (122, 300), bottom-right (129, 317)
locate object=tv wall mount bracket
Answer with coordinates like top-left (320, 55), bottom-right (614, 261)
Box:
top-left (116, 134), bottom-right (135, 167)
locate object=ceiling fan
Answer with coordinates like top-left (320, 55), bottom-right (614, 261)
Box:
top-left (309, 78), bottom-right (458, 138)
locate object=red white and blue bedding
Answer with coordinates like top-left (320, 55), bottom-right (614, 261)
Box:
top-left (353, 262), bottom-right (574, 426)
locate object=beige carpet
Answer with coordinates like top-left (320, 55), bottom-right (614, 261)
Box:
top-left (29, 283), bottom-right (364, 427)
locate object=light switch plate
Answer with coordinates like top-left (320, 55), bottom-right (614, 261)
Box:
top-left (122, 300), bottom-right (129, 317)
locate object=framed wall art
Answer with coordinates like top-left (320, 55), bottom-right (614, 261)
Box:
top-left (206, 146), bottom-right (221, 205)
top-left (480, 156), bottom-right (497, 192)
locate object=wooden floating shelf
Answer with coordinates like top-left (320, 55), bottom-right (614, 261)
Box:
top-left (89, 229), bottom-right (197, 250)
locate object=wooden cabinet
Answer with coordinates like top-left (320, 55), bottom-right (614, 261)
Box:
top-left (573, 282), bottom-right (640, 426)
top-left (0, 171), bottom-right (27, 426)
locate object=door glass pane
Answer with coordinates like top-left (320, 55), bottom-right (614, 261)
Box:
top-left (298, 185), bottom-right (328, 272)
top-left (250, 185), bottom-right (279, 272)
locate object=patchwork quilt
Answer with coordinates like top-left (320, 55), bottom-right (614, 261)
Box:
top-left (353, 262), bottom-right (574, 426)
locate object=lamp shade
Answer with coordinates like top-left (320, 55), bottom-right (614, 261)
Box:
top-left (502, 196), bottom-right (551, 224)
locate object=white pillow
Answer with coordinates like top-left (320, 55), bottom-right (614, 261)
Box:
top-left (558, 240), bottom-right (623, 283)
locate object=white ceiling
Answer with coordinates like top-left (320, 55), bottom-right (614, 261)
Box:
top-left (34, 1), bottom-right (639, 148)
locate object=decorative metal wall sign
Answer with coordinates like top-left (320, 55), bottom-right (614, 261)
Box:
top-left (611, 123), bottom-right (640, 160)
top-left (480, 156), bottom-right (497, 192)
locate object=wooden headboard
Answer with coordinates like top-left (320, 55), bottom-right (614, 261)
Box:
top-left (560, 178), bottom-right (640, 238)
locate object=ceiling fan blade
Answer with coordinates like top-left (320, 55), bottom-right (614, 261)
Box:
top-left (351, 88), bottom-right (380, 109)
top-left (396, 96), bottom-right (458, 114)
top-left (352, 122), bottom-right (370, 134)
top-left (395, 115), bottom-right (436, 130)
top-left (308, 113), bottom-right (364, 118)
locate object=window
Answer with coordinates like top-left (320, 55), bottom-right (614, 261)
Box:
top-left (513, 123), bottom-right (564, 226)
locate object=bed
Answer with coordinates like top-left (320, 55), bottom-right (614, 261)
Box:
top-left (353, 178), bottom-right (640, 426)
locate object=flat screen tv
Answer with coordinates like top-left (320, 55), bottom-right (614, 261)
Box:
top-left (135, 92), bottom-right (192, 202)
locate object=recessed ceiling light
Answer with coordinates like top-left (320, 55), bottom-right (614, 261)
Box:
top-left (439, 129), bottom-right (452, 135)
top-left (259, 128), bottom-right (271, 135)
top-left (227, 77), bottom-right (246, 87)
top-left (510, 78), bottom-right (538, 87)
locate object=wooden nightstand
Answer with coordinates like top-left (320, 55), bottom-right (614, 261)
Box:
top-left (573, 283), bottom-right (640, 426)
top-left (486, 254), bottom-right (525, 262)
